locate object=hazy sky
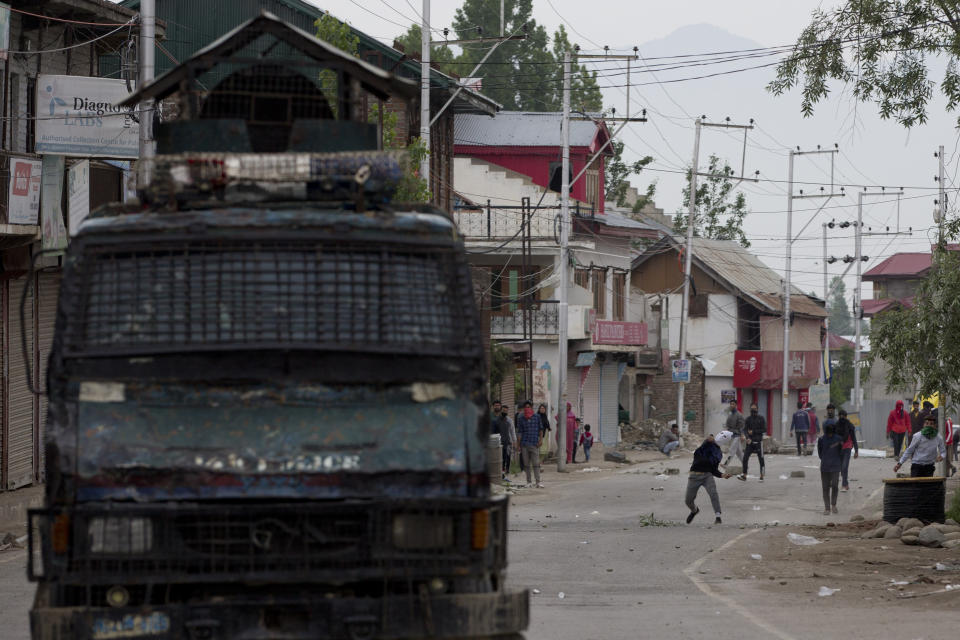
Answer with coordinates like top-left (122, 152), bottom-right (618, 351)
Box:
top-left (291, 3), bottom-right (952, 309)
top-left (309, 1), bottom-right (827, 50)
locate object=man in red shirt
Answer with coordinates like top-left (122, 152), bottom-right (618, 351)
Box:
top-left (886, 399), bottom-right (911, 458)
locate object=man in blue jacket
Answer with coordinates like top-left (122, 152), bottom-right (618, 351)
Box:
top-left (789, 401), bottom-right (811, 455)
top-left (818, 422), bottom-right (844, 515)
top-left (685, 434), bottom-right (732, 525)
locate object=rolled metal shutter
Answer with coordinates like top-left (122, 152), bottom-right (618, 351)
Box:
top-left (36, 271), bottom-right (60, 483)
top-left (7, 275), bottom-right (34, 489)
top-left (600, 363), bottom-right (619, 446)
top-left (581, 367), bottom-right (600, 441)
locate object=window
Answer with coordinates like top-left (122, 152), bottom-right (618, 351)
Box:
top-left (574, 268), bottom-right (590, 290)
top-left (689, 293), bottom-right (708, 318)
top-left (612, 272), bottom-right (626, 321)
top-left (591, 269), bottom-right (606, 318)
top-left (491, 266), bottom-right (540, 315)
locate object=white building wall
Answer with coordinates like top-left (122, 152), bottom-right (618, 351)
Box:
top-left (665, 293), bottom-right (738, 376)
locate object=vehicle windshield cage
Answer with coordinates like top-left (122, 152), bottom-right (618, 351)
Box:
top-left (62, 240), bottom-right (481, 358)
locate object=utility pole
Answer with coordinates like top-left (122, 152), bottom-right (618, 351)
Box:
top-left (781, 147), bottom-right (841, 441)
top-left (937, 145), bottom-right (948, 477)
top-left (852, 189), bottom-right (903, 415)
top-left (676, 118), bottom-right (757, 433)
top-left (137, 0), bottom-right (155, 188)
top-left (676, 118), bottom-right (701, 434)
top-left (420, 0), bottom-right (431, 187)
top-left (556, 51), bottom-right (571, 472)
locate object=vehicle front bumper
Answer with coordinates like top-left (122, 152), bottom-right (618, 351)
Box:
top-left (31, 590), bottom-right (529, 640)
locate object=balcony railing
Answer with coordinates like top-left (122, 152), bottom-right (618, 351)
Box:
top-left (453, 207), bottom-right (558, 240)
top-left (491, 302), bottom-right (559, 336)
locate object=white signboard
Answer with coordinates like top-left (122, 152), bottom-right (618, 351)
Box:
top-left (36, 75), bottom-right (138, 158)
top-left (7, 156), bottom-right (42, 224)
top-left (68, 160), bottom-right (90, 236)
top-left (40, 155), bottom-right (67, 251)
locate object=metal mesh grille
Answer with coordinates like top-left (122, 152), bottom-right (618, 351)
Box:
top-left (64, 241), bottom-right (479, 358)
top-left (29, 500), bottom-right (508, 587)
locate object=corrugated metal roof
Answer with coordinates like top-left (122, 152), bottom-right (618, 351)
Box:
top-left (455, 112), bottom-right (604, 148)
top-left (863, 252), bottom-right (931, 279)
top-left (633, 236), bottom-right (826, 317)
top-left (826, 332), bottom-right (856, 349)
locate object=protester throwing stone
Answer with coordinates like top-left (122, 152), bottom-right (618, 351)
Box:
top-left (894, 413), bottom-right (946, 477)
top-left (685, 434), bottom-right (732, 525)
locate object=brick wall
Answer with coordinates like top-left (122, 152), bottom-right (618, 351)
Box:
top-left (646, 358), bottom-right (706, 435)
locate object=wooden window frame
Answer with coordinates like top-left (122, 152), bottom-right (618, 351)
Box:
top-left (612, 272), bottom-right (626, 321)
top-left (591, 268), bottom-right (606, 318)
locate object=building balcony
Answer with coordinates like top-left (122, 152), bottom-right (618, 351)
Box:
top-left (491, 301), bottom-right (593, 340)
top-left (453, 208), bottom-right (557, 240)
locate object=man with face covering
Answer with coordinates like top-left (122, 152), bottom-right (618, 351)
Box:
top-left (740, 403), bottom-right (766, 481)
top-left (886, 400), bottom-right (911, 458)
top-left (894, 413), bottom-right (946, 477)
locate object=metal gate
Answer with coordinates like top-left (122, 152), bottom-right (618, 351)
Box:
top-left (7, 275), bottom-right (34, 489)
top-left (36, 271), bottom-right (60, 483)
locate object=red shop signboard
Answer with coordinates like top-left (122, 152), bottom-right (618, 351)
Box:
top-left (592, 320), bottom-right (647, 346)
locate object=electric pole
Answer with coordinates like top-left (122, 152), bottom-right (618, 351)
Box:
top-left (937, 145), bottom-right (949, 477)
top-left (676, 118), bottom-right (757, 433)
top-left (781, 147), bottom-right (841, 442)
top-left (676, 118), bottom-right (701, 434)
top-left (420, 0), bottom-right (431, 186)
top-left (556, 51), bottom-right (571, 472)
top-left (851, 189), bottom-right (904, 416)
top-left (137, 0), bottom-right (155, 188)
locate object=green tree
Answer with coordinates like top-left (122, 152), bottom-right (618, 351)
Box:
top-left (829, 346), bottom-right (855, 407)
top-left (674, 155), bottom-right (751, 247)
top-left (868, 242), bottom-right (960, 400)
top-left (392, 24), bottom-right (459, 76)
top-left (827, 275), bottom-right (854, 335)
top-left (768, 1), bottom-right (960, 127)
top-left (440, 0), bottom-right (602, 111)
top-left (315, 13), bottom-right (430, 202)
top-left (604, 139), bottom-right (656, 214)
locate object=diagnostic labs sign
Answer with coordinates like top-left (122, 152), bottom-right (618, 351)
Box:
top-left (35, 75), bottom-right (138, 158)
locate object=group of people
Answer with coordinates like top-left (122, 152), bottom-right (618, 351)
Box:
top-left (489, 400), bottom-right (595, 488)
top-left (887, 399), bottom-right (957, 471)
top-left (684, 399), bottom-right (861, 522)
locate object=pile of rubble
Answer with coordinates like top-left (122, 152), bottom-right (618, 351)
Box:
top-left (618, 419), bottom-right (664, 449)
top-left (862, 517), bottom-right (960, 549)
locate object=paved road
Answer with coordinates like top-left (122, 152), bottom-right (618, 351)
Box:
top-left (506, 451), bottom-right (891, 640)
top-left (0, 451), bottom-right (891, 640)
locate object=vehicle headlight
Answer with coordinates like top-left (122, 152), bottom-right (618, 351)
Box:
top-left (392, 514), bottom-right (454, 550)
top-left (88, 517), bottom-right (153, 554)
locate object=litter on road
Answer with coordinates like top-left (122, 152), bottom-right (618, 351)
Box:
top-left (857, 449), bottom-right (888, 458)
top-left (751, 554), bottom-right (762, 560)
top-left (788, 532), bottom-right (823, 546)
top-left (818, 586), bottom-right (840, 597)
top-left (779, 474), bottom-right (789, 480)
top-left (558, 592), bottom-right (565, 599)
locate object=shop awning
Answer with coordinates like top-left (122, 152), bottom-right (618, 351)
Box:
top-left (575, 351), bottom-right (597, 367)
